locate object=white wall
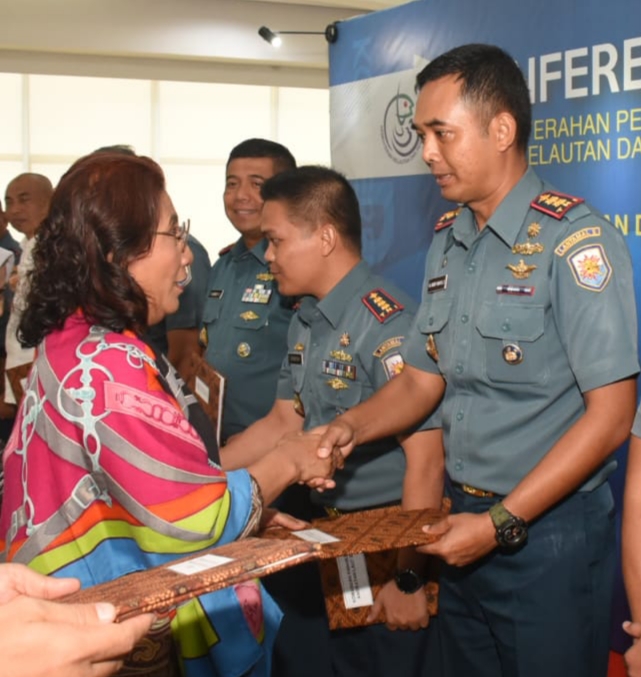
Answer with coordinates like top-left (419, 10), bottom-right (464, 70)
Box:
top-left (0, 72), bottom-right (331, 260)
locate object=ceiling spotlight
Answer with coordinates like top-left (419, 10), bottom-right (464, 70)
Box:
top-left (258, 23), bottom-right (339, 48)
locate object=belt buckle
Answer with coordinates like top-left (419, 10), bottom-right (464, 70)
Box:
top-left (461, 483), bottom-right (495, 498)
top-left (324, 506), bottom-right (343, 520)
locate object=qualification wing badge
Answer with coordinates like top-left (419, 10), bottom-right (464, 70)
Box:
top-left (506, 259), bottom-right (537, 280)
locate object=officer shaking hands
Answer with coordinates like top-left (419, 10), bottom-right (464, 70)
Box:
top-left (318, 43), bottom-right (639, 677)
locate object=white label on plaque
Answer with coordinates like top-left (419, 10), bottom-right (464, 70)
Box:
top-left (291, 528), bottom-right (340, 544)
top-left (336, 554), bottom-right (373, 609)
top-left (168, 553), bottom-right (232, 575)
top-left (194, 376), bottom-right (210, 402)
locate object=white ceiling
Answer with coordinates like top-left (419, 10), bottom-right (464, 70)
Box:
top-left (0, 0), bottom-right (411, 87)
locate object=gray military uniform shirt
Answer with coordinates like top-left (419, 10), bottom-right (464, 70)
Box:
top-left (278, 260), bottom-right (435, 511)
top-left (403, 167), bottom-right (639, 495)
top-left (202, 237), bottom-right (295, 441)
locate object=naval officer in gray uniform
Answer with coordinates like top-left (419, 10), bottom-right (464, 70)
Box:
top-left (317, 44), bottom-right (639, 677)
top-left (202, 139), bottom-right (297, 444)
top-left (223, 165), bottom-right (443, 677)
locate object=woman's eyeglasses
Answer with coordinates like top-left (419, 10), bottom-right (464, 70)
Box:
top-left (157, 219), bottom-right (190, 251)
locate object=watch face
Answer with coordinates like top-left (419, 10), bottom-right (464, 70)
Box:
top-left (498, 519), bottom-right (528, 548)
top-left (394, 569), bottom-right (424, 594)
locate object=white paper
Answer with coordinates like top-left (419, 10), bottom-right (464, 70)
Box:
top-left (291, 528), bottom-right (340, 544)
top-left (168, 553), bottom-right (232, 575)
top-left (194, 375), bottom-right (210, 403)
top-left (336, 554), bottom-right (373, 609)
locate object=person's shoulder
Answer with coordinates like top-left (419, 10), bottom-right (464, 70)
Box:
top-left (434, 206), bottom-right (462, 233)
top-left (359, 276), bottom-right (417, 326)
top-left (217, 241), bottom-right (236, 257)
top-left (186, 235), bottom-right (211, 268)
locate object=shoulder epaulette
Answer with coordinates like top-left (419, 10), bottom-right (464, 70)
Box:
top-left (435, 207), bottom-right (461, 232)
top-left (362, 288), bottom-right (404, 323)
top-left (530, 191), bottom-right (585, 220)
top-left (218, 242), bottom-right (235, 256)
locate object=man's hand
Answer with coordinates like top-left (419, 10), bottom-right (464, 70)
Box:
top-left (317, 419), bottom-right (357, 462)
top-left (417, 512), bottom-right (497, 567)
top-left (624, 621), bottom-right (641, 677)
top-left (367, 580), bottom-right (430, 631)
top-left (0, 593), bottom-right (154, 677)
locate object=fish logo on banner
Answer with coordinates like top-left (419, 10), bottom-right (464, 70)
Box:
top-left (380, 88), bottom-right (421, 164)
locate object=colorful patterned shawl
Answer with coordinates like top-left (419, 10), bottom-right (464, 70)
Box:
top-left (0, 313), bottom-right (281, 677)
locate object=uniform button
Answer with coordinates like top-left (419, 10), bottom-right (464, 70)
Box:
top-left (502, 322), bottom-right (511, 332)
top-left (455, 460), bottom-right (463, 471)
top-left (428, 317), bottom-right (434, 326)
top-left (461, 314), bottom-right (469, 323)
top-left (467, 262), bottom-right (476, 272)
top-left (455, 363), bottom-right (463, 375)
top-left (456, 411), bottom-right (464, 421)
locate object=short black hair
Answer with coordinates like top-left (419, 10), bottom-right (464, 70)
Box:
top-left (227, 138), bottom-right (296, 174)
top-left (261, 165), bottom-right (361, 254)
top-left (416, 43), bottom-right (531, 151)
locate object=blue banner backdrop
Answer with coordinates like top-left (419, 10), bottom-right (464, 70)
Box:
top-left (329, 0), bottom-right (641, 653)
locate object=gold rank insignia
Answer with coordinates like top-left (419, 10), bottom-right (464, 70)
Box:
top-left (362, 288), bottom-right (404, 323)
top-left (512, 241), bottom-right (544, 256)
top-left (294, 343), bottom-right (305, 352)
top-left (530, 191), bottom-right (585, 219)
top-left (426, 334), bottom-right (439, 362)
top-left (506, 259), bottom-right (537, 280)
top-left (327, 378), bottom-right (349, 390)
top-left (237, 342), bottom-right (251, 358)
top-left (527, 222), bottom-right (541, 238)
top-left (293, 393), bottom-right (305, 417)
top-left (240, 310), bottom-right (260, 321)
top-left (330, 349), bottom-right (352, 362)
top-left (340, 332), bottom-right (351, 347)
top-left (256, 272), bottom-right (274, 281)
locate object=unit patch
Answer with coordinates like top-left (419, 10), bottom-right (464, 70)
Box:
top-left (382, 353), bottom-right (405, 381)
top-left (531, 191), bottom-right (585, 219)
top-left (322, 360), bottom-right (356, 380)
top-left (241, 284), bottom-right (272, 304)
top-left (362, 289), bottom-right (404, 323)
top-left (435, 208), bottom-right (461, 232)
top-left (554, 227), bottom-right (602, 257)
top-left (427, 275), bottom-right (448, 294)
top-left (568, 244), bottom-right (612, 291)
top-left (373, 336), bottom-right (404, 358)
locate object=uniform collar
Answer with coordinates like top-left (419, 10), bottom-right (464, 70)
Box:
top-left (452, 167), bottom-right (544, 249)
top-left (231, 237), bottom-right (268, 264)
top-left (299, 260), bottom-right (370, 329)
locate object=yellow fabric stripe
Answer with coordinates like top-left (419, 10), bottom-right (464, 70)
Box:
top-left (172, 598), bottom-right (220, 660)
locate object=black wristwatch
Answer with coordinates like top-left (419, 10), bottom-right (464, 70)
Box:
top-left (393, 568), bottom-right (425, 594)
top-left (488, 502), bottom-right (528, 550)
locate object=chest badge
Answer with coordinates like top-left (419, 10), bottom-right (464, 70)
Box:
top-left (240, 310), bottom-right (260, 321)
top-left (327, 377), bottom-right (349, 390)
top-left (330, 350), bottom-right (352, 362)
top-left (237, 342), bottom-right (251, 358)
top-left (241, 284), bottom-right (273, 304)
top-left (502, 343), bottom-right (524, 365)
top-left (256, 272), bottom-right (274, 281)
top-left (506, 259), bottom-right (537, 280)
top-left (527, 222), bottom-right (541, 238)
top-left (512, 241), bottom-right (544, 256)
top-left (293, 393), bottom-right (305, 417)
top-left (340, 332), bottom-right (351, 347)
top-left (426, 334), bottom-right (439, 362)
top-left (294, 343), bottom-right (305, 352)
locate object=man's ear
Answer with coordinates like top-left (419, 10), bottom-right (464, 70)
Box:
top-left (493, 111), bottom-right (517, 152)
top-left (319, 223), bottom-right (338, 256)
